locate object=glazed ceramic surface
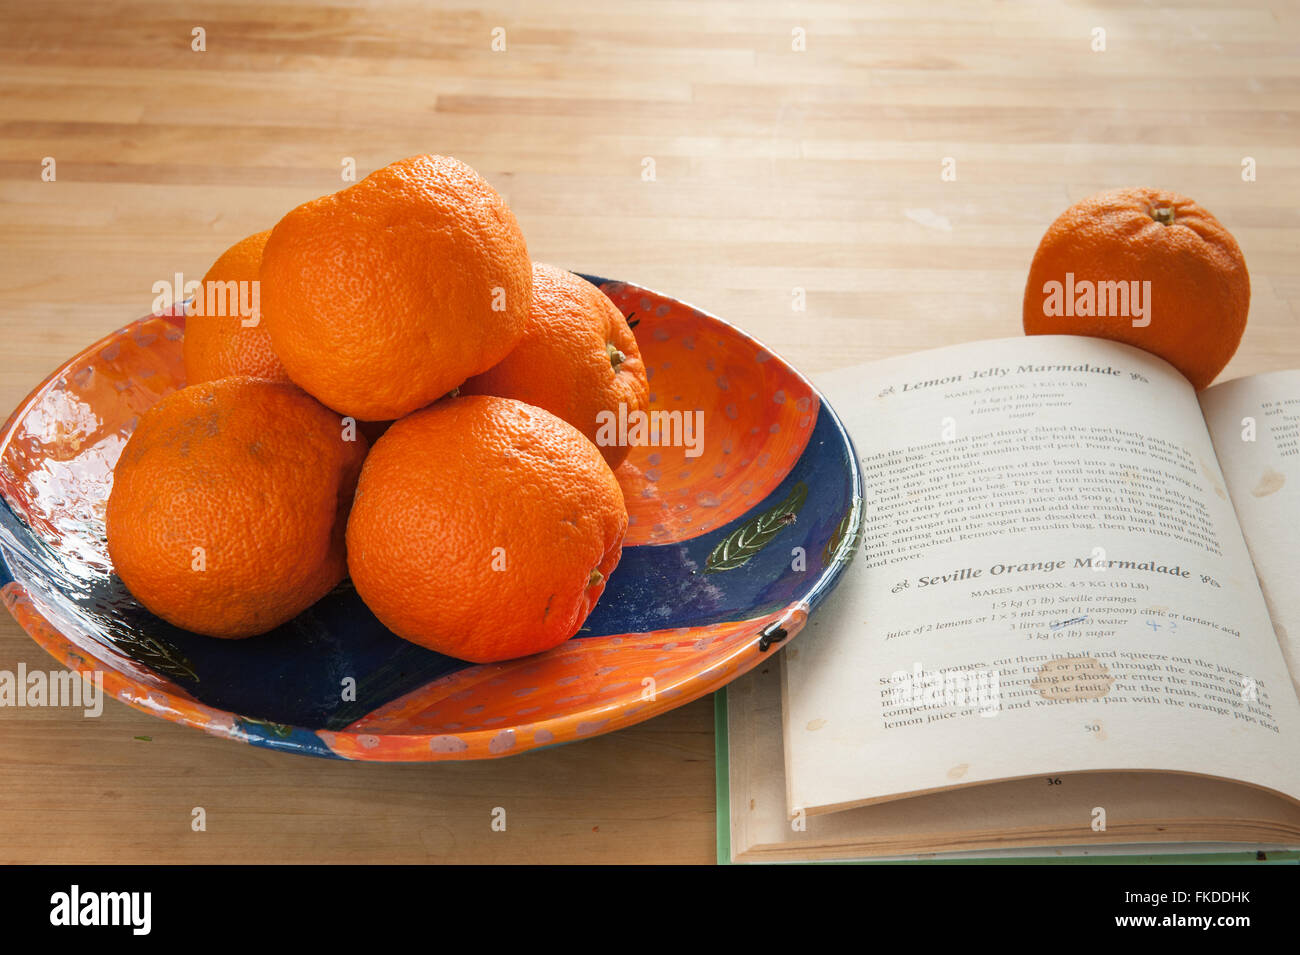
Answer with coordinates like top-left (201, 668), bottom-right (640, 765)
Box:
top-left (0, 276), bottom-right (863, 759)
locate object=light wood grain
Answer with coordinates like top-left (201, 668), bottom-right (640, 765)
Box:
top-left (0, 0), bottom-right (1297, 864)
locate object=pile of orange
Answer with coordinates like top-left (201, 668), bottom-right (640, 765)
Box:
top-left (108, 155), bottom-right (646, 663)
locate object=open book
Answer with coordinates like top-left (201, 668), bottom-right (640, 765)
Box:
top-left (724, 334), bottom-right (1300, 862)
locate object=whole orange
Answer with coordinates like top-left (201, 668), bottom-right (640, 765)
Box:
top-left (183, 231), bottom-right (291, 385)
top-left (346, 395), bottom-right (627, 663)
top-left (1023, 188), bottom-right (1249, 390)
top-left (260, 154), bottom-right (531, 420)
top-left (461, 263), bottom-right (649, 468)
top-left (106, 378), bottom-right (368, 638)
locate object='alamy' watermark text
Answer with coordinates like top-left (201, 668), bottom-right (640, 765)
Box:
top-left (1042, 272), bottom-right (1151, 327)
top-left (594, 404), bottom-right (704, 458)
top-left (886, 662), bottom-right (1001, 717)
top-left (0, 664), bottom-right (103, 717)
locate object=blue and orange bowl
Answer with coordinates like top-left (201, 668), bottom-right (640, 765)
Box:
top-left (0, 276), bottom-right (862, 760)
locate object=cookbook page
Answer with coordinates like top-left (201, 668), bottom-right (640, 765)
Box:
top-left (783, 336), bottom-right (1300, 815)
top-left (1200, 370), bottom-right (1300, 695)
top-left (730, 654), bottom-right (1300, 860)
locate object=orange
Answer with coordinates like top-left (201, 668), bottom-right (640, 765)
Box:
top-left (1023, 188), bottom-right (1249, 390)
top-left (183, 231), bottom-right (291, 385)
top-left (106, 377), bottom-right (368, 638)
top-left (461, 263), bottom-right (649, 468)
top-left (346, 395), bottom-right (627, 663)
top-left (260, 154), bottom-right (531, 420)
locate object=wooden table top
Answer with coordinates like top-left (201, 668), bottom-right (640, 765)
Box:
top-left (1, 0), bottom-right (1296, 864)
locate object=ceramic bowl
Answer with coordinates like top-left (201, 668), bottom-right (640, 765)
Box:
top-left (0, 276), bottom-right (862, 759)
